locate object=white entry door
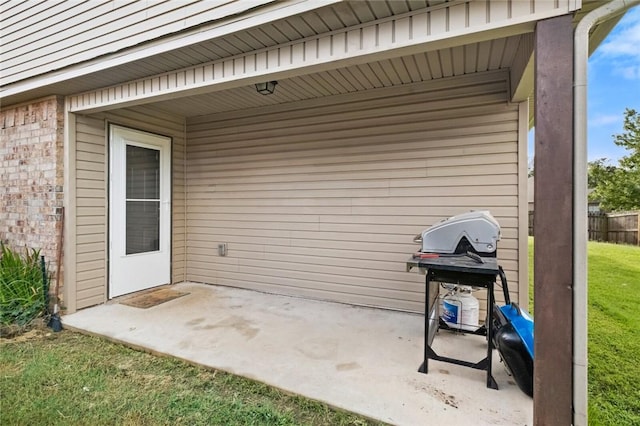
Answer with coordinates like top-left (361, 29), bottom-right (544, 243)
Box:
top-left (109, 125), bottom-right (171, 298)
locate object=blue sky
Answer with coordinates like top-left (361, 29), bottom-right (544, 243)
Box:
top-left (529, 6), bottom-right (640, 164)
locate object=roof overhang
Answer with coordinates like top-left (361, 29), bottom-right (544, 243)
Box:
top-left (0, 0), bottom-right (339, 105)
top-left (3, 0), bottom-right (617, 118)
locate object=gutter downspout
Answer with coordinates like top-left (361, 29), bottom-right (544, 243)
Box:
top-left (573, 2), bottom-right (639, 424)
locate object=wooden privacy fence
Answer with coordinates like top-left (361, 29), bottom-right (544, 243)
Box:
top-left (528, 211), bottom-right (640, 245)
top-left (589, 211), bottom-right (640, 245)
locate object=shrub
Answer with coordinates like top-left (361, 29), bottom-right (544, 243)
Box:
top-left (0, 244), bottom-right (47, 326)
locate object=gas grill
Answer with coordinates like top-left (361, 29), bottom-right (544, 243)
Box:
top-left (407, 211), bottom-right (534, 395)
top-left (407, 211), bottom-right (505, 390)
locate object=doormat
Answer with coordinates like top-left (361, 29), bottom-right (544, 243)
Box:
top-left (120, 288), bottom-right (189, 309)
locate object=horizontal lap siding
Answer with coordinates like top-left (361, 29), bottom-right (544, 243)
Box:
top-left (74, 115), bottom-right (107, 309)
top-left (185, 71), bottom-right (520, 313)
top-left (74, 108), bottom-right (185, 310)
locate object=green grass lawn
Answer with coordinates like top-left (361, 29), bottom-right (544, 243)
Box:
top-left (528, 238), bottom-right (640, 424)
top-left (0, 329), bottom-right (379, 425)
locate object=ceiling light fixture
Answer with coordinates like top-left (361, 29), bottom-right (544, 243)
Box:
top-left (255, 81), bottom-right (278, 95)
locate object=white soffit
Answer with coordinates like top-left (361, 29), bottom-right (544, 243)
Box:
top-left (67, 0), bottom-right (581, 114)
top-left (146, 40), bottom-right (523, 118)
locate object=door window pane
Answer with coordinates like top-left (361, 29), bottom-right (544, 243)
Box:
top-left (126, 145), bottom-right (160, 255)
top-left (126, 201), bottom-right (160, 254)
top-left (126, 145), bottom-right (159, 199)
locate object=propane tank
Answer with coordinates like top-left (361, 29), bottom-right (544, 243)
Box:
top-left (441, 285), bottom-right (480, 331)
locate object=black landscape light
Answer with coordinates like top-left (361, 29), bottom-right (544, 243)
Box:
top-left (255, 81), bottom-right (277, 95)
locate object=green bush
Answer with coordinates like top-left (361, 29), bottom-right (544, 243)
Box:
top-left (0, 244), bottom-right (47, 326)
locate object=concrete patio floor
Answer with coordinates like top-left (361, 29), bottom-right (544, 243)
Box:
top-left (63, 282), bottom-right (532, 425)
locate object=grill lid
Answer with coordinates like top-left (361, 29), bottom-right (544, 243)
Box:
top-left (416, 211), bottom-right (501, 255)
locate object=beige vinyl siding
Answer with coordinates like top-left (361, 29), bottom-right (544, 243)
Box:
top-left (73, 107), bottom-right (185, 310)
top-left (74, 115), bottom-right (108, 309)
top-left (185, 70), bottom-right (521, 313)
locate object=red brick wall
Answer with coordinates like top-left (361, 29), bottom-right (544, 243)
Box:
top-left (0, 96), bottom-right (65, 298)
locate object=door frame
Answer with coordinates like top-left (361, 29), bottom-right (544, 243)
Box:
top-left (108, 123), bottom-right (172, 298)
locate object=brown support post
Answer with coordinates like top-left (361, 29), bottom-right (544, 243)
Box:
top-left (534, 14), bottom-right (574, 425)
